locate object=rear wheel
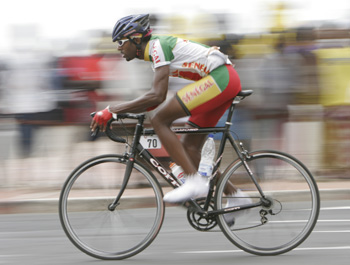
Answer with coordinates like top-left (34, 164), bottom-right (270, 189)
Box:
top-left (215, 150), bottom-right (320, 255)
top-left (59, 155), bottom-right (164, 260)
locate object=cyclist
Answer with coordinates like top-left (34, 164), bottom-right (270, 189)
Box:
top-left (90, 14), bottom-right (250, 211)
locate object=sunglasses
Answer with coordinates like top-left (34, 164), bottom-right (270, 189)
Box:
top-left (117, 39), bottom-right (129, 47)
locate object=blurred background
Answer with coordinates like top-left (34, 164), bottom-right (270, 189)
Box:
top-left (0, 0), bottom-right (349, 190)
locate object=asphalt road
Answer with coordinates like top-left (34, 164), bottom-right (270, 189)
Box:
top-left (0, 200), bottom-right (349, 265)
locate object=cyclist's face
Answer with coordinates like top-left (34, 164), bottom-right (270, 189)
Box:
top-left (117, 39), bottom-right (136, 61)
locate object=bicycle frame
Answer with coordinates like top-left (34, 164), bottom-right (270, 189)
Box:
top-left (107, 91), bottom-right (265, 215)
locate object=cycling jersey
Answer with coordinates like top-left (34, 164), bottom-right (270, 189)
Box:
top-left (144, 35), bottom-right (241, 128)
top-left (144, 35), bottom-right (232, 81)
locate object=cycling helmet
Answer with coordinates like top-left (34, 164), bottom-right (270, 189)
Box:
top-left (112, 14), bottom-right (151, 42)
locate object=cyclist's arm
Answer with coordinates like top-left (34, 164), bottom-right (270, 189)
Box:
top-left (109, 65), bottom-right (170, 114)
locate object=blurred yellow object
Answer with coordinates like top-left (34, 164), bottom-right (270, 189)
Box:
top-left (315, 47), bottom-right (350, 106)
top-left (317, 47), bottom-right (350, 170)
top-left (270, 1), bottom-right (287, 33)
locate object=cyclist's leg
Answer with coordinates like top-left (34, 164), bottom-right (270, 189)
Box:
top-left (180, 125), bottom-right (207, 168)
top-left (150, 97), bottom-right (198, 175)
top-left (151, 96), bottom-right (210, 203)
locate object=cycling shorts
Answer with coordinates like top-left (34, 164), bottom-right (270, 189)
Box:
top-left (176, 64), bottom-right (241, 128)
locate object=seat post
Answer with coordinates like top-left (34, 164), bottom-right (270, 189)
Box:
top-left (225, 90), bottom-right (253, 127)
top-left (225, 101), bottom-right (237, 127)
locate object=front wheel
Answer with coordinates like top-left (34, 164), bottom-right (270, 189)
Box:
top-left (59, 155), bottom-right (165, 260)
top-left (215, 150), bottom-right (320, 255)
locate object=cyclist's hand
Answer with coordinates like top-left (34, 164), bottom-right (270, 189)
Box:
top-left (90, 107), bottom-right (112, 132)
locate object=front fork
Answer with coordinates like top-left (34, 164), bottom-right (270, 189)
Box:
top-left (109, 117), bottom-right (145, 211)
top-left (108, 154), bottom-right (134, 211)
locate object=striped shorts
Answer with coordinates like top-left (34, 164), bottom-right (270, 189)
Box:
top-left (176, 64), bottom-right (241, 127)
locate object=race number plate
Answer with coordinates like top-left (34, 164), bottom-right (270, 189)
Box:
top-left (140, 135), bottom-right (162, 149)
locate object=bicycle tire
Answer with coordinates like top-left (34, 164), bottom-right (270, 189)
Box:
top-left (59, 154), bottom-right (165, 260)
top-left (215, 150), bottom-right (320, 255)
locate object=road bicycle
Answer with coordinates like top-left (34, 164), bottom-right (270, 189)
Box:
top-left (59, 90), bottom-right (320, 260)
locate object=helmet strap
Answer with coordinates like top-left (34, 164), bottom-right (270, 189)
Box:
top-left (129, 37), bottom-right (143, 59)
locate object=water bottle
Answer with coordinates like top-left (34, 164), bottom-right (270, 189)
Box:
top-left (169, 162), bottom-right (185, 184)
top-left (198, 134), bottom-right (216, 177)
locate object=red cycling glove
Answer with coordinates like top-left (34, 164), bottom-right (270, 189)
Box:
top-left (92, 107), bottom-right (113, 130)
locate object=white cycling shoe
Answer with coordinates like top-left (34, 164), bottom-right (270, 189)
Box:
top-left (223, 189), bottom-right (252, 226)
top-left (163, 173), bottom-right (209, 203)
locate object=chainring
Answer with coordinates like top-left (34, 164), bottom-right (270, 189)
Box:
top-left (186, 198), bottom-right (217, 231)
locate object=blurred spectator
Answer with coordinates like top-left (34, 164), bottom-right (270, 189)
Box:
top-left (287, 27), bottom-right (320, 105)
top-left (206, 34), bottom-right (238, 60)
top-left (2, 49), bottom-right (62, 157)
top-left (56, 54), bottom-right (103, 124)
top-left (260, 35), bottom-right (299, 112)
top-left (0, 60), bottom-right (7, 114)
top-left (256, 34), bottom-right (300, 149)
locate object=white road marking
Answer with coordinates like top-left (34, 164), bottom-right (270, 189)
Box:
top-left (294, 246), bottom-right (350, 251)
top-left (179, 246), bottom-right (350, 254)
top-left (321, 206), bottom-right (350, 210)
top-left (313, 230), bottom-right (350, 233)
top-left (267, 219), bottom-right (350, 223)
